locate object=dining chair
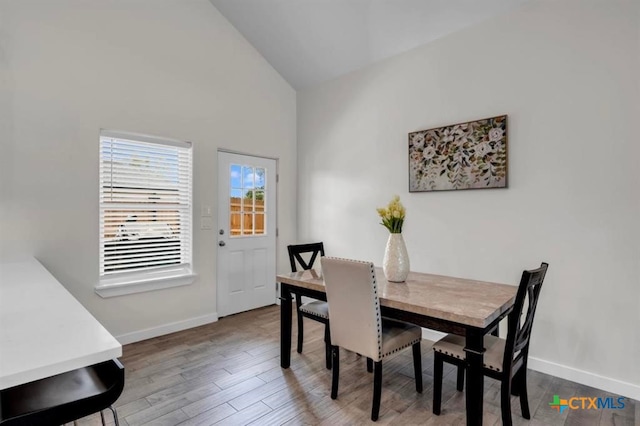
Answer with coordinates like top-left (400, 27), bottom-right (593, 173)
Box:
top-left (287, 242), bottom-right (331, 369)
top-left (431, 262), bottom-right (549, 426)
top-left (0, 359), bottom-right (125, 426)
top-left (451, 298), bottom-right (501, 393)
top-left (320, 257), bottom-right (423, 421)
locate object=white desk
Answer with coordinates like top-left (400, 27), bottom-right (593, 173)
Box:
top-left (0, 258), bottom-right (122, 390)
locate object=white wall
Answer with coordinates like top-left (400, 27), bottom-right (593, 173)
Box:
top-left (0, 0), bottom-right (297, 340)
top-left (298, 0), bottom-right (640, 399)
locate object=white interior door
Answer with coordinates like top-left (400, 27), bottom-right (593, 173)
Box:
top-left (217, 151), bottom-right (277, 317)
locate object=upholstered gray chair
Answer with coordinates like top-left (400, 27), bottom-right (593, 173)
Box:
top-left (320, 257), bottom-right (423, 421)
top-left (432, 262), bottom-right (549, 426)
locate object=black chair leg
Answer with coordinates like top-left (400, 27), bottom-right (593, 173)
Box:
top-left (433, 353), bottom-right (443, 415)
top-left (295, 294), bottom-right (304, 354)
top-left (456, 365), bottom-right (465, 391)
top-left (372, 361), bottom-right (383, 421)
top-left (367, 357), bottom-right (373, 373)
top-left (412, 342), bottom-right (422, 393)
top-left (511, 368), bottom-right (521, 397)
top-left (331, 346), bottom-right (340, 399)
top-left (324, 324), bottom-right (332, 370)
top-left (112, 405), bottom-right (120, 426)
top-left (501, 376), bottom-right (513, 426)
top-left (98, 405), bottom-right (120, 426)
top-left (518, 368), bottom-right (531, 419)
top-left (96, 406), bottom-right (119, 426)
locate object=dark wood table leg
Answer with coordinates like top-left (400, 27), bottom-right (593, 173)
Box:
top-left (280, 284), bottom-right (293, 368)
top-left (464, 328), bottom-right (485, 426)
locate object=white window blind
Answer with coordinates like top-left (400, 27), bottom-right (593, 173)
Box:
top-left (99, 132), bottom-right (192, 279)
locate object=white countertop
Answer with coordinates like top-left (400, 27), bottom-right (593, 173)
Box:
top-left (0, 258), bottom-right (122, 390)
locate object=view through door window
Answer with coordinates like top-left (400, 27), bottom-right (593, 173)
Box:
top-left (229, 164), bottom-right (266, 236)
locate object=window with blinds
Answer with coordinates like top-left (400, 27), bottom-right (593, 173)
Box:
top-left (99, 131), bottom-right (193, 282)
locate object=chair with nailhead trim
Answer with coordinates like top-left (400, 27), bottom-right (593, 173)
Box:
top-left (287, 242), bottom-right (332, 369)
top-left (320, 257), bottom-right (423, 421)
top-left (432, 262), bottom-right (549, 426)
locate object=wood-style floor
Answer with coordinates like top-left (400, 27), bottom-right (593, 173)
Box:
top-left (77, 305), bottom-right (637, 426)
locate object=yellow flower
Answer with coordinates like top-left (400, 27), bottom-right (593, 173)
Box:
top-left (376, 196), bottom-right (406, 233)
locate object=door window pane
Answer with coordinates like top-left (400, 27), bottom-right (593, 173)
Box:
top-left (254, 168), bottom-right (265, 188)
top-left (255, 191), bottom-right (265, 212)
top-left (243, 213), bottom-right (254, 235)
top-left (243, 191), bottom-right (255, 212)
top-left (243, 166), bottom-right (255, 189)
top-left (229, 163), bottom-right (268, 238)
top-left (230, 213), bottom-right (241, 236)
top-left (254, 213), bottom-right (265, 235)
top-left (230, 165), bottom-right (242, 189)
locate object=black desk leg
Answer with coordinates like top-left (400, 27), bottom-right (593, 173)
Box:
top-left (464, 329), bottom-right (485, 426)
top-left (280, 284), bottom-right (293, 368)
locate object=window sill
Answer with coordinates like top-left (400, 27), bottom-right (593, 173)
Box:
top-left (95, 268), bottom-right (197, 298)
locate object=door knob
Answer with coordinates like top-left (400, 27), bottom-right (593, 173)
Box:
top-left (219, 241), bottom-right (226, 247)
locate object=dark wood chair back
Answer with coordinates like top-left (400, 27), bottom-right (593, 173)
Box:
top-left (503, 262), bottom-right (549, 375)
top-left (287, 242), bottom-right (325, 272)
top-left (287, 242), bottom-right (330, 368)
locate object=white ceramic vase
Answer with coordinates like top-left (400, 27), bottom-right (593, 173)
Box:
top-left (383, 233), bottom-right (410, 282)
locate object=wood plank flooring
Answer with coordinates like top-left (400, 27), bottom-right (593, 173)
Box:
top-left (77, 305), bottom-right (637, 425)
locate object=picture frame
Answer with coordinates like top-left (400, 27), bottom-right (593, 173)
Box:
top-left (408, 115), bottom-right (508, 192)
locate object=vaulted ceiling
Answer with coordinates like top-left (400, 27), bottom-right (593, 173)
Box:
top-left (210, 0), bottom-right (529, 89)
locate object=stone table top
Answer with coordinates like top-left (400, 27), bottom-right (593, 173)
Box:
top-left (277, 267), bottom-right (516, 329)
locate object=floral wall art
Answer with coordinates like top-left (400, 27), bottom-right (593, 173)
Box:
top-left (408, 115), bottom-right (507, 192)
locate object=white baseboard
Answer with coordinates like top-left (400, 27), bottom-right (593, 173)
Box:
top-left (116, 312), bottom-right (219, 345)
top-left (420, 329), bottom-right (639, 401)
top-left (528, 357), bottom-right (640, 402)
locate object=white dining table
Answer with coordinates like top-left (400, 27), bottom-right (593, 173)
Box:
top-left (0, 257), bottom-right (122, 390)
